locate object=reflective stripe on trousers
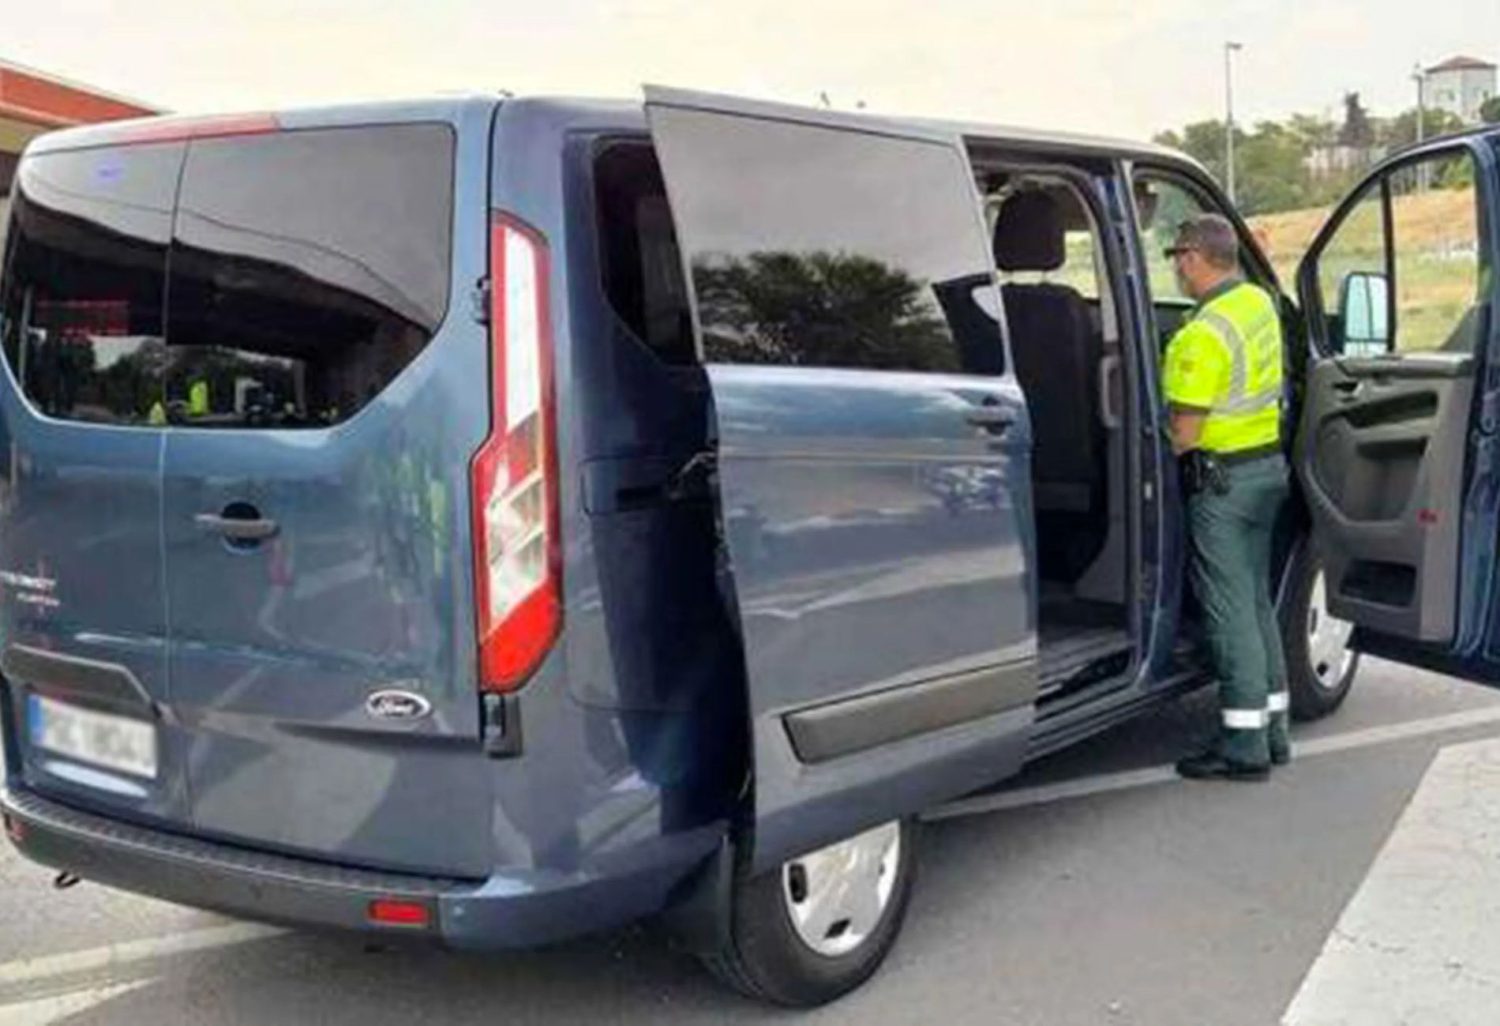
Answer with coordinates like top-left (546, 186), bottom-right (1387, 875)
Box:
top-left (1224, 707), bottom-right (1269, 730)
top-left (1223, 689), bottom-right (1290, 730)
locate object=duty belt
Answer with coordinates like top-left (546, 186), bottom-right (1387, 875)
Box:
top-left (1208, 442), bottom-right (1283, 466)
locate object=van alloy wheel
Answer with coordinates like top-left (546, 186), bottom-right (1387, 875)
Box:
top-left (780, 821), bottom-right (902, 958)
top-left (1306, 570), bottom-right (1356, 693)
top-left (1282, 542), bottom-right (1360, 722)
top-left (701, 818), bottom-right (918, 1006)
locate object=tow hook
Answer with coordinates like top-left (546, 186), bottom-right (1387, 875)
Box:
top-left (52, 871), bottom-right (81, 890)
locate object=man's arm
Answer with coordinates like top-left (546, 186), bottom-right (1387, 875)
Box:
top-left (1169, 406), bottom-right (1208, 454)
top-left (1162, 321), bottom-right (1226, 455)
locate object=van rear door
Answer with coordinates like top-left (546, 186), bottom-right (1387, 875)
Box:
top-left (0, 141), bottom-right (189, 825)
top-left (645, 88), bottom-right (1039, 871)
top-left (157, 112), bottom-right (496, 877)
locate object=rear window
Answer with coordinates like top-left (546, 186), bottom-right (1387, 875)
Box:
top-left (0, 123), bottom-right (455, 428)
top-left (0, 142), bottom-right (182, 425)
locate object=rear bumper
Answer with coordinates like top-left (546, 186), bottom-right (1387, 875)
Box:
top-left (0, 785), bottom-right (720, 949)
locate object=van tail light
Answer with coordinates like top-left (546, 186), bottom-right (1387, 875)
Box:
top-left (470, 213), bottom-right (561, 694)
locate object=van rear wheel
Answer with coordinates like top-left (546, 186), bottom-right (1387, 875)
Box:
top-left (1282, 540), bottom-right (1360, 722)
top-left (702, 818), bottom-right (917, 1007)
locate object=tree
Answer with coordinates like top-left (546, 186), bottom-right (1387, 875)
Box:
top-left (1153, 119), bottom-right (1246, 188)
top-left (1381, 107), bottom-right (1464, 149)
top-left (1235, 121), bottom-right (1313, 215)
top-left (1481, 96), bottom-right (1500, 125)
top-left (1338, 93), bottom-right (1375, 148)
top-left (1154, 118), bottom-right (1312, 215)
top-left (1288, 113), bottom-right (1339, 151)
top-left (1152, 129), bottom-right (1183, 150)
top-left (692, 251), bottom-right (958, 371)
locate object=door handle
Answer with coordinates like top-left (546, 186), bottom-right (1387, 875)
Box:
top-left (965, 407), bottom-right (1015, 434)
top-left (194, 512), bottom-right (279, 541)
top-left (1332, 381), bottom-right (1363, 401)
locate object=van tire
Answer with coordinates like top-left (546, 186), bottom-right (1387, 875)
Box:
top-left (1281, 540), bottom-right (1360, 722)
top-left (701, 818), bottom-right (918, 1007)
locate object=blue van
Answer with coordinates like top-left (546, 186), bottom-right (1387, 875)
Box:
top-left (0, 88), bottom-right (1495, 1005)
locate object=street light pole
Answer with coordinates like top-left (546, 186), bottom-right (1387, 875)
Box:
top-left (1413, 63), bottom-right (1427, 190)
top-left (1225, 41), bottom-right (1243, 204)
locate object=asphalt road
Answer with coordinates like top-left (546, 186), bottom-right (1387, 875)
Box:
top-left (2, 659), bottom-right (1499, 1025)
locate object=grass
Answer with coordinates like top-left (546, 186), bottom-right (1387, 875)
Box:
top-left (1007, 185), bottom-right (1480, 353)
top-left (1249, 186), bottom-right (1480, 352)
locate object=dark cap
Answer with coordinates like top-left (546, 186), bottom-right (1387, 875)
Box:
top-left (1171, 214), bottom-right (1241, 269)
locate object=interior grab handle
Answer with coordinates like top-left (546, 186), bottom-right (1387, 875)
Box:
top-left (1099, 353), bottom-right (1124, 430)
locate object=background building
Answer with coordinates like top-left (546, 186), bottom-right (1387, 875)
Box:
top-left (0, 59), bottom-right (159, 232)
top-left (1423, 55), bottom-right (1496, 124)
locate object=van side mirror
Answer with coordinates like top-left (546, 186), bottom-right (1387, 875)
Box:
top-left (1337, 271), bottom-right (1390, 355)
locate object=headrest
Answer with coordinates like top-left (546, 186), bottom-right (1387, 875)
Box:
top-left (993, 190), bottom-right (1065, 273)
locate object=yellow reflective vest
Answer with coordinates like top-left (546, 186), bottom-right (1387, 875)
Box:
top-left (1162, 280), bottom-right (1283, 453)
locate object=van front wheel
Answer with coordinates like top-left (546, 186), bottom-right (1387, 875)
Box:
top-left (1281, 540), bottom-right (1360, 722)
top-left (702, 818), bottom-right (917, 1007)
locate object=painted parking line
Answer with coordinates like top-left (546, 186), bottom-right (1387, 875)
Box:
top-left (1282, 735), bottom-right (1500, 1025)
top-left (0, 922), bottom-right (281, 987)
top-left (926, 704), bottom-right (1500, 821)
top-left (0, 980), bottom-right (150, 1025)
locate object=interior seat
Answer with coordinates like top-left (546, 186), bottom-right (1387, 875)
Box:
top-left (993, 189), bottom-right (1107, 578)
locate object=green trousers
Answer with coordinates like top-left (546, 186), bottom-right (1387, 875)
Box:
top-left (1188, 454), bottom-right (1291, 767)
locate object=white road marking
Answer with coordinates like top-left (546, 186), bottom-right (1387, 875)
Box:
top-left (926, 703), bottom-right (1500, 821)
top-left (0, 923), bottom-right (281, 987)
top-left (1282, 736), bottom-right (1500, 1025)
top-left (0, 980), bottom-right (151, 1025)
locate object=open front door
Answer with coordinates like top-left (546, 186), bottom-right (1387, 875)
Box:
top-left (645, 87), bottom-right (1038, 870)
top-left (1295, 134), bottom-right (1500, 680)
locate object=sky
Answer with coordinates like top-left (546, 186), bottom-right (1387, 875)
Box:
top-left (6, 0), bottom-right (1500, 140)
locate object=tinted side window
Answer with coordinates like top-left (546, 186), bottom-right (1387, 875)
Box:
top-left (165, 124), bottom-right (454, 428)
top-left (593, 142), bottom-right (695, 365)
top-left (653, 111), bottom-right (1003, 373)
top-left (0, 143), bottom-right (183, 425)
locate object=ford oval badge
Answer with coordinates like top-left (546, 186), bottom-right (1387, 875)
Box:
top-left (366, 689), bottom-right (433, 722)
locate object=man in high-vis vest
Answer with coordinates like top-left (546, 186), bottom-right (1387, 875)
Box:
top-left (1162, 214), bottom-right (1289, 782)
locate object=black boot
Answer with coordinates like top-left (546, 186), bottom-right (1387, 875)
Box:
top-left (1175, 750), bottom-right (1270, 782)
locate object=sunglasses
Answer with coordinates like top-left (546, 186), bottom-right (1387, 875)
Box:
top-left (1162, 245), bottom-right (1197, 260)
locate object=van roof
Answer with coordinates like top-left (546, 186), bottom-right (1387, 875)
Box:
top-left (25, 94), bottom-right (498, 154)
top-left (516, 94), bottom-right (1192, 165)
top-left (25, 91), bottom-right (1192, 168)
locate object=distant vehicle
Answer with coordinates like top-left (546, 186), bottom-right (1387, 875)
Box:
top-left (0, 90), bottom-right (1493, 1006)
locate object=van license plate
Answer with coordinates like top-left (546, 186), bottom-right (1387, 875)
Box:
top-left (29, 695), bottom-right (157, 780)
